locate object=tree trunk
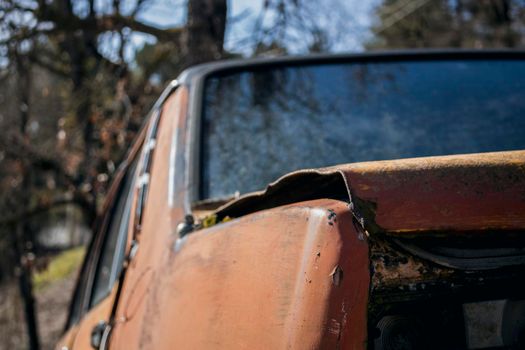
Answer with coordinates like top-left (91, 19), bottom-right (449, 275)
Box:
top-left (60, 32), bottom-right (99, 225)
top-left (14, 51), bottom-right (41, 350)
top-left (15, 223), bottom-right (40, 350)
top-left (184, 0), bottom-right (228, 68)
top-left (452, 0), bottom-right (464, 47)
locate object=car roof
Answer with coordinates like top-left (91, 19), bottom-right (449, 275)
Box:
top-left (176, 48), bottom-right (525, 85)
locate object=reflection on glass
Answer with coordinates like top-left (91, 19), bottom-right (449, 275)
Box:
top-left (201, 60), bottom-right (525, 199)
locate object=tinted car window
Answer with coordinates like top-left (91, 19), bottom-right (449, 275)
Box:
top-left (90, 158), bottom-right (138, 306)
top-left (66, 245), bottom-right (91, 327)
top-left (201, 60), bottom-right (525, 199)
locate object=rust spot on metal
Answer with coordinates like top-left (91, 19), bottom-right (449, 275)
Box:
top-left (370, 238), bottom-right (455, 292)
top-left (213, 150), bottom-right (525, 236)
top-left (327, 209), bottom-right (337, 226)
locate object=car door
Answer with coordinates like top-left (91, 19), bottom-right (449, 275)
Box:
top-left (56, 137), bottom-right (144, 350)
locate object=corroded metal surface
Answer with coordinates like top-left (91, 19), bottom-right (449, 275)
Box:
top-left (216, 151), bottom-right (525, 235)
top-left (341, 151), bottom-right (525, 234)
top-left (370, 238), bottom-right (455, 291)
top-left (112, 198), bottom-right (370, 349)
top-left (109, 87), bottom-right (189, 349)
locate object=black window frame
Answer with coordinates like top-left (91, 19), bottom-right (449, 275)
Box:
top-left (177, 50), bottom-right (525, 204)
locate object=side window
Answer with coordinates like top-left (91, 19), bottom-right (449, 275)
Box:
top-left (90, 157), bottom-right (139, 306)
top-left (66, 239), bottom-right (95, 327)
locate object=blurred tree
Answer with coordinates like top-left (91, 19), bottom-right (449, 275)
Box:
top-left (250, 0), bottom-right (353, 54)
top-left (0, 1), bottom-right (227, 348)
top-left (368, 0), bottom-right (525, 49)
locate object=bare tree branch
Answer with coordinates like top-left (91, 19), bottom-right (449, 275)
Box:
top-left (95, 15), bottom-right (184, 41)
top-left (0, 132), bottom-right (74, 183)
top-left (0, 192), bottom-right (93, 226)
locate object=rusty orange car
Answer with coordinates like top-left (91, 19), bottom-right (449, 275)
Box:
top-left (57, 50), bottom-right (525, 350)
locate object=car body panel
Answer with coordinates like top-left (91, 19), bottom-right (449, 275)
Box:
top-left (55, 325), bottom-right (78, 350)
top-left (71, 286), bottom-right (118, 350)
top-left (340, 150), bottom-right (525, 234)
top-left (108, 87), bottom-right (190, 349)
top-left (214, 150), bottom-right (525, 236)
top-left (114, 199), bottom-right (369, 349)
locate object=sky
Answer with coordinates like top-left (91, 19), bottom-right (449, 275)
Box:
top-left (122, 0), bottom-right (380, 60)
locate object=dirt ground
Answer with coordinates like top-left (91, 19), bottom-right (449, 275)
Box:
top-left (35, 269), bottom-right (78, 350)
top-left (0, 282), bottom-right (28, 350)
top-left (0, 268), bottom-right (78, 350)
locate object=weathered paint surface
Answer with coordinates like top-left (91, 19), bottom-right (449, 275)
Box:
top-left (55, 325), bottom-right (78, 350)
top-left (70, 287), bottom-right (118, 350)
top-left (109, 88), bottom-right (189, 349)
top-left (370, 238), bottom-right (453, 289)
top-left (341, 151), bottom-right (525, 234)
top-left (216, 151), bottom-right (525, 236)
top-left (113, 199), bottom-right (369, 349)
